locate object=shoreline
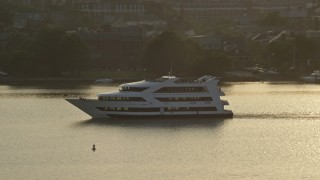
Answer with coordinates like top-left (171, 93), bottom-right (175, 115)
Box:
top-left (0, 70), bottom-right (306, 84)
top-left (0, 77), bottom-right (143, 83)
top-left (0, 76), bottom-right (302, 85)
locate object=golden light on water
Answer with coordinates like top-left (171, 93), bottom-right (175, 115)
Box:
top-left (1, 82), bottom-right (320, 179)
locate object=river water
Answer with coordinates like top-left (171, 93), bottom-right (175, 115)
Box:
top-left (1, 81), bottom-right (320, 179)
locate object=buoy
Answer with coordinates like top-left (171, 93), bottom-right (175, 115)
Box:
top-left (92, 144), bottom-right (96, 152)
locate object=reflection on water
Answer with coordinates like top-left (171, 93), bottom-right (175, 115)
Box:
top-left (0, 92), bottom-right (93, 98)
top-left (0, 81), bottom-right (119, 99)
top-left (76, 117), bottom-right (227, 128)
top-left (223, 81), bottom-right (320, 119)
top-left (4, 80), bottom-right (94, 89)
top-left (235, 113), bottom-right (320, 120)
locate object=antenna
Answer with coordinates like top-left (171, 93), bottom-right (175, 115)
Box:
top-left (292, 39), bottom-right (296, 68)
top-left (169, 60), bottom-right (173, 76)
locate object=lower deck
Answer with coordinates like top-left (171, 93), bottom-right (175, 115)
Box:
top-left (107, 111), bottom-right (233, 119)
top-left (66, 98), bottom-right (232, 118)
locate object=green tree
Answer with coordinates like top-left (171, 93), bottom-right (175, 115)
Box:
top-left (0, 50), bottom-right (10, 70)
top-left (143, 31), bottom-right (200, 75)
top-left (268, 40), bottom-right (293, 72)
top-left (246, 40), bottom-right (268, 66)
top-left (32, 26), bottom-right (66, 75)
top-left (244, 0), bottom-right (254, 11)
top-left (3, 32), bottom-right (37, 76)
top-left (9, 50), bottom-right (36, 76)
top-left (59, 32), bottom-right (90, 74)
top-left (294, 35), bottom-right (317, 65)
top-left (193, 52), bottom-right (231, 76)
top-left (267, 35), bottom-right (316, 72)
top-left (15, 27), bottom-right (89, 76)
top-left (0, 2), bottom-right (14, 28)
top-left (257, 12), bottom-right (287, 26)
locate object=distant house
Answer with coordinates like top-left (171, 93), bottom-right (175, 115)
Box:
top-left (188, 34), bottom-right (251, 69)
top-left (111, 14), bottom-right (166, 37)
top-left (78, 26), bottom-right (145, 69)
top-left (0, 32), bottom-right (15, 48)
top-left (13, 12), bottom-right (44, 29)
top-left (188, 35), bottom-right (223, 50)
top-left (172, 0), bottom-right (246, 22)
top-left (305, 30), bottom-right (320, 67)
top-left (249, 30), bottom-right (288, 44)
top-left (253, 0), bottom-right (308, 16)
top-left (234, 14), bottom-right (254, 26)
top-left (278, 7), bottom-right (308, 25)
top-left (305, 30), bottom-right (320, 39)
top-left (79, 0), bottom-right (145, 23)
top-left (9, 0), bottom-right (47, 7)
top-left (280, 8), bottom-right (308, 19)
top-left (0, 71), bottom-right (8, 77)
top-left (225, 46), bottom-right (252, 69)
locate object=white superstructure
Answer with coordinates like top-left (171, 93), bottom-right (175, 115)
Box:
top-left (66, 75), bottom-right (233, 118)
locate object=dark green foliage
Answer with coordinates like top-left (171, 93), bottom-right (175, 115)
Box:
top-left (267, 35), bottom-right (317, 72)
top-left (59, 33), bottom-right (90, 73)
top-left (32, 27), bottom-right (66, 75)
top-left (294, 35), bottom-right (317, 62)
top-left (4, 26), bottom-right (89, 77)
top-left (33, 27), bottom-right (89, 76)
top-left (193, 52), bottom-right (232, 76)
top-left (0, 2), bottom-right (14, 28)
top-left (143, 31), bottom-right (196, 75)
top-left (9, 50), bottom-right (36, 75)
top-left (268, 40), bottom-right (293, 67)
top-left (0, 51), bottom-right (10, 70)
top-left (257, 12), bottom-right (287, 27)
top-left (142, 31), bottom-right (232, 76)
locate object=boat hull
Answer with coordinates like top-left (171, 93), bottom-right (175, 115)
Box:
top-left (107, 112), bottom-right (233, 119)
top-left (300, 76), bottom-right (320, 83)
top-left (66, 99), bottom-right (233, 119)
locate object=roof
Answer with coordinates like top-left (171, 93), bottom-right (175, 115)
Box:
top-left (225, 46), bottom-right (251, 56)
top-left (190, 35), bottom-right (222, 43)
top-left (279, 8), bottom-right (308, 18)
top-left (78, 26), bottom-right (144, 41)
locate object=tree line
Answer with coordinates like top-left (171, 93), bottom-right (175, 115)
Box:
top-left (1, 29), bottom-right (233, 77)
top-left (1, 28), bottom-right (318, 77)
top-left (248, 34), bottom-right (318, 74)
top-left (143, 31), bottom-right (232, 76)
top-left (0, 26), bottom-right (89, 77)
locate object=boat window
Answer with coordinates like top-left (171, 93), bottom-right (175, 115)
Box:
top-left (156, 97), bottom-right (213, 102)
top-left (98, 106), bottom-right (216, 112)
top-left (120, 87), bottom-right (148, 92)
top-left (146, 76), bottom-right (176, 82)
top-left (98, 96), bottom-right (146, 101)
top-left (97, 107), bottom-right (160, 112)
top-left (164, 107), bottom-right (217, 112)
top-left (155, 77), bottom-right (168, 82)
top-left (155, 87), bottom-right (207, 93)
top-left (175, 78), bottom-right (197, 84)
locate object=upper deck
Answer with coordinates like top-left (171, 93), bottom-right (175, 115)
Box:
top-left (98, 75), bottom-right (221, 96)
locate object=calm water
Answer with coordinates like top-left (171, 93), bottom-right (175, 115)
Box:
top-left (1, 81), bottom-right (320, 179)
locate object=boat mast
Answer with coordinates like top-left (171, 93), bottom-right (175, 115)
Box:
top-left (169, 60), bottom-right (173, 76)
top-left (292, 39), bottom-right (296, 68)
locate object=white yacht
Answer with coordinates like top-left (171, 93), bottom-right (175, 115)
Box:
top-left (66, 75), bottom-right (233, 118)
top-left (94, 78), bottom-right (113, 83)
top-left (300, 70), bottom-right (320, 83)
